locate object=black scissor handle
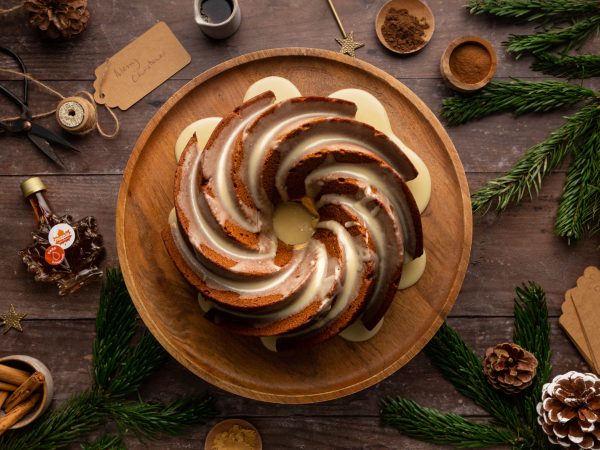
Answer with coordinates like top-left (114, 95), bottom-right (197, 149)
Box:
top-left (0, 46), bottom-right (28, 106)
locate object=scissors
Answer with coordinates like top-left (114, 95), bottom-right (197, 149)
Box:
top-left (0, 47), bottom-right (78, 168)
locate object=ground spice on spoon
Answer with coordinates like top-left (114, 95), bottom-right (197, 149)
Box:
top-left (381, 8), bottom-right (430, 53)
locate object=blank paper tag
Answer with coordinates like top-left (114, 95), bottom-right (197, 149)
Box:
top-left (93, 22), bottom-right (190, 110)
top-left (570, 267), bottom-right (600, 374)
top-left (559, 289), bottom-right (595, 371)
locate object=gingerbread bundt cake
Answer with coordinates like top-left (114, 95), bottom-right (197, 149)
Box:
top-left (163, 90), bottom-right (423, 351)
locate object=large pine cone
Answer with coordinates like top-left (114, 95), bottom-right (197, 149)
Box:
top-left (482, 342), bottom-right (538, 394)
top-left (24, 0), bottom-right (90, 40)
top-left (538, 371), bottom-right (600, 449)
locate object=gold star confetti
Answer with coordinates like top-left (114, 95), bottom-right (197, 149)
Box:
top-left (335, 32), bottom-right (365, 57)
top-left (0, 304), bottom-right (27, 334)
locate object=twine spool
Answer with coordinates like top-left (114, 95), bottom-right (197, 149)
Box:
top-left (56, 96), bottom-right (97, 135)
top-left (0, 68), bottom-right (119, 139)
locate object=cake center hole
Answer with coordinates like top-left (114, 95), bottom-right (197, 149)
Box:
top-left (272, 200), bottom-right (318, 246)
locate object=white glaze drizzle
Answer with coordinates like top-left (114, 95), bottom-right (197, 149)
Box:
top-left (244, 76), bottom-right (301, 103)
top-left (316, 194), bottom-right (393, 315)
top-left (174, 117), bottom-right (221, 162)
top-left (307, 164), bottom-right (413, 257)
top-left (177, 146), bottom-right (280, 268)
top-left (170, 77), bottom-right (431, 345)
top-left (399, 251), bottom-right (427, 290)
top-left (169, 209), bottom-right (309, 296)
top-left (278, 220), bottom-right (366, 339)
top-left (340, 317), bottom-right (384, 342)
top-left (329, 88), bottom-right (431, 213)
top-left (212, 103), bottom-right (274, 232)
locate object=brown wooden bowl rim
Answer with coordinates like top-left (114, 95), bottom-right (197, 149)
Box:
top-left (116, 47), bottom-right (472, 403)
top-left (375, 0), bottom-right (435, 55)
top-left (440, 35), bottom-right (497, 92)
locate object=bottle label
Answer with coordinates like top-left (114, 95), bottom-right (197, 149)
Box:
top-left (45, 245), bottom-right (65, 265)
top-left (48, 223), bottom-right (76, 249)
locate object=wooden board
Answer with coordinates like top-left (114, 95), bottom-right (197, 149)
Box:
top-left (115, 47), bottom-right (472, 403)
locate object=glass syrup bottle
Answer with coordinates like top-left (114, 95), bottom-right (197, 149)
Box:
top-left (18, 177), bottom-right (105, 295)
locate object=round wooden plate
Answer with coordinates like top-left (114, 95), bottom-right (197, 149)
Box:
top-left (116, 48), bottom-right (472, 404)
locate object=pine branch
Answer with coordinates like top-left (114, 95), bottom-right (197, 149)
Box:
top-left (441, 80), bottom-right (595, 126)
top-left (93, 267), bottom-right (137, 391)
top-left (106, 330), bottom-right (168, 397)
top-left (467, 0), bottom-right (600, 23)
top-left (93, 268), bottom-right (168, 396)
top-left (81, 435), bottom-right (126, 450)
top-left (471, 103), bottom-right (597, 215)
top-left (555, 122), bottom-right (600, 241)
top-left (0, 390), bottom-right (108, 450)
top-left (380, 397), bottom-right (515, 448)
top-left (505, 16), bottom-right (600, 58)
top-left (424, 323), bottom-right (527, 437)
top-left (0, 268), bottom-right (218, 448)
top-left (107, 394), bottom-right (217, 439)
top-left (513, 283), bottom-right (553, 449)
top-left (531, 53), bottom-right (600, 78)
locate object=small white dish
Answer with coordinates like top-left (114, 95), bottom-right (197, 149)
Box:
top-left (194, 0), bottom-right (241, 39)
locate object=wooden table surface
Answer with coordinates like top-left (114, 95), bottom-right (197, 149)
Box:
top-left (1, 1), bottom-right (598, 448)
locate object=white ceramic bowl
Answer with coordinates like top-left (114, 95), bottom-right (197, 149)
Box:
top-left (0, 355), bottom-right (54, 429)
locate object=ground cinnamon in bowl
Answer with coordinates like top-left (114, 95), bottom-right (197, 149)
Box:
top-left (440, 36), bottom-right (497, 92)
top-left (381, 8), bottom-right (430, 53)
top-left (449, 43), bottom-right (492, 84)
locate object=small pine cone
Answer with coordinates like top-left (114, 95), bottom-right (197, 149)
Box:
top-left (482, 342), bottom-right (538, 394)
top-left (24, 0), bottom-right (90, 40)
top-left (537, 371), bottom-right (600, 449)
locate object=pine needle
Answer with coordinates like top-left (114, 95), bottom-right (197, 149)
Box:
top-left (505, 16), bottom-right (600, 58)
top-left (93, 267), bottom-right (137, 391)
top-left (0, 269), bottom-right (218, 448)
top-left (555, 122), bottom-right (600, 241)
top-left (512, 283), bottom-right (553, 450)
top-left (531, 53), bottom-right (600, 79)
top-left (424, 323), bottom-right (527, 437)
top-left (467, 0), bottom-right (600, 23)
top-left (107, 394), bottom-right (217, 439)
top-left (471, 103), bottom-right (598, 215)
top-left (0, 390), bottom-right (108, 450)
top-left (92, 268), bottom-right (168, 396)
top-left (441, 80), bottom-right (595, 126)
top-left (81, 435), bottom-right (126, 450)
top-left (380, 398), bottom-right (515, 448)
top-left (381, 283), bottom-right (556, 448)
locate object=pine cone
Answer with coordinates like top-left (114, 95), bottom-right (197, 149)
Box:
top-left (24, 0), bottom-right (90, 40)
top-left (482, 342), bottom-right (538, 394)
top-left (537, 371), bottom-right (600, 450)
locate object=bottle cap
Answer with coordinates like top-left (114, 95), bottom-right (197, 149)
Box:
top-left (20, 177), bottom-right (47, 198)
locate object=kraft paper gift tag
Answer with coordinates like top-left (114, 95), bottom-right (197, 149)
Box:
top-left (560, 288), bottom-right (596, 372)
top-left (571, 267), bottom-right (600, 374)
top-left (93, 21), bottom-right (191, 110)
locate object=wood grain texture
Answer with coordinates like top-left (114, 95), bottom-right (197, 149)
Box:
top-left (0, 317), bottom-right (590, 449)
top-left (0, 0), bottom-right (598, 446)
top-left (116, 48), bottom-right (472, 403)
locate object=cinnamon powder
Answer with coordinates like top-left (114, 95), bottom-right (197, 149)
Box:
top-left (449, 43), bottom-right (492, 84)
top-left (381, 8), bottom-right (430, 53)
